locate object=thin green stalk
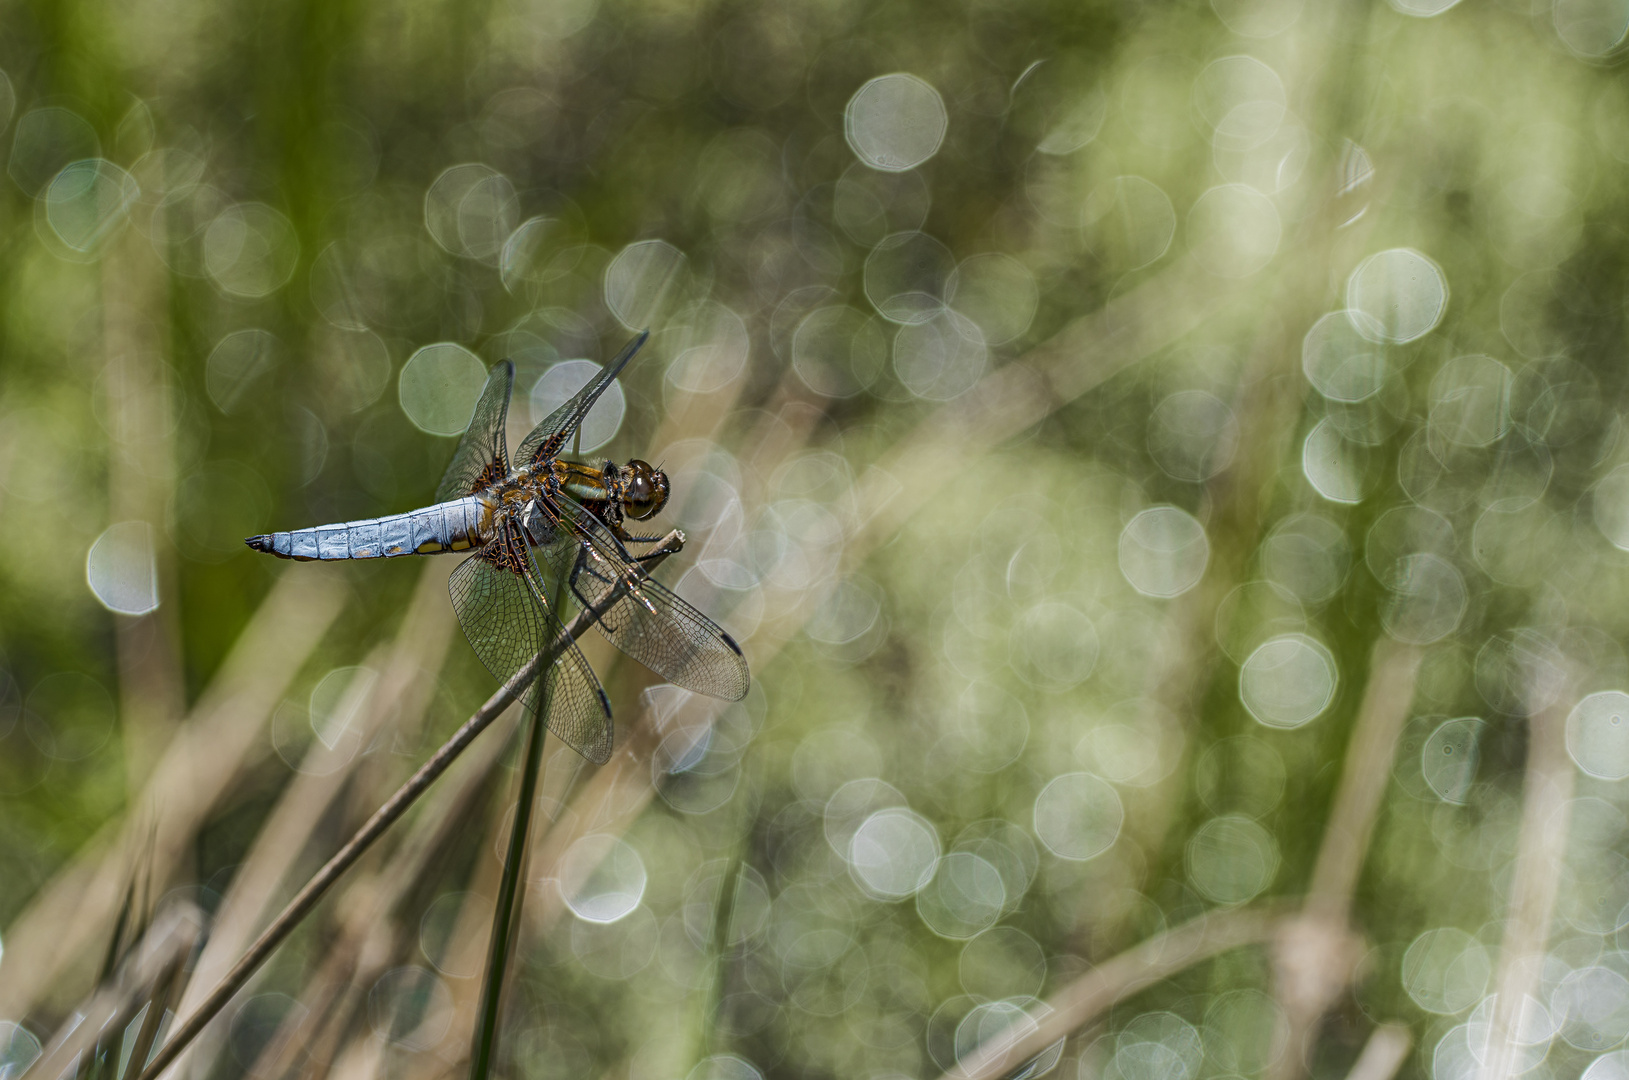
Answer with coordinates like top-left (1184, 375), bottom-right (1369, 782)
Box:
top-left (469, 676), bottom-right (551, 1079)
top-left (695, 744), bottom-right (763, 1067)
top-left (701, 854), bottom-right (742, 1060)
top-left (472, 556), bottom-right (578, 1079)
top-left (134, 532), bottom-right (684, 1080)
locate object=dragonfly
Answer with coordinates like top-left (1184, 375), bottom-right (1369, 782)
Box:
top-left (246, 331), bottom-right (749, 763)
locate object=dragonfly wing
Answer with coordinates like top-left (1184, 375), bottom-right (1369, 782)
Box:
top-left (448, 521), bottom-right (614, 763)
top-left (435, 360), bottom-right (514, 503)
top-left (514, 331), bottom-right (649, 470)
top-left (533, 498), bottom-right (750, 702)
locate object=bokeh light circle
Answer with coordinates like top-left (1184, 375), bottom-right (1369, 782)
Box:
top-left (1381, 553), bottom-right (1467, 645)
top-left (1421, 718), bottom-right (1484, 804)
top-left (916, 852), bottom-right (1006, 939)
top-left (1148, 390), bottom-right (1238, 482)
top-left (86, 521), bottom-right (158, 616)
top-left (606, 239), bottom-right (685, 330)
top-left (1118, 506), bottom-right (1210, 598)
top-left (1302, 311), bottom-right (1387, 403)
top-left (203, 202), bottom-right (299, 298)
top-left (1082, 176), bottom-right (1176, 271)
top-left (399, 344), bottom-right (486, 436)
top-left (1193, 56), bottom-right (1287, 151)
top-left (530, 360), bottom-right (625, 451)
top-left (44, 159), bottom-right (139, 257)
top-left (368, 967), bottom-right (453, 1050)
top-left (8, 107), bottom-right (98, 195)
top-left (557, 833), bottom-right (648, 924)
top-left (0, 1023), bottom-right (41, 1079)
top-left (865, 230), bottom-right (955, 325)
top-left (1554, 0), bottom-right (1629, 58)
top-left (424, 163), bottom-right (518, 264)
top-left (1345, 248), bottom-right (1447, 344)
top-left (25, 671), bottom-right (116, 761)
top-left (844, 74), bottom-right (948, 172)
top-left (206, 328), bottom-right (284, 415)
top-left (1187, 815), bottom-right (1279, 904)
top-left (959, 926), bottom-right (1047, 999)
top-left (947, 253), bottom-right (1038, 345)
top-left (686, 1055), bottom-right (763, 1080)
top-left (1211, 0), bottom-right (1304, 37)
top-left (1032, 772), bottom-right (1122, 860)
top-left (848, 807), bottom-right (941, 899)
top-left (1302, 419), bottom-right (1369, 504)
top-left (792, 305), bottom-right (887, 398)
top-left (1239, 634), bottom-right (1336, 728)
top-left (1401, 928), bottom-right (1489, 1014)
top-left (893, 310), bottom-right (988, 401)
top-left (1567, 691), bottom-right (1629, 781)
top-left (1593, 465), bottom-right (1629, 550)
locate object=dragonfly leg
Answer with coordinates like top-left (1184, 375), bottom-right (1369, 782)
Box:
top-left (613, 525), bottom-right (684, 563)
top-left (566, 542), bottom-right (617, 610)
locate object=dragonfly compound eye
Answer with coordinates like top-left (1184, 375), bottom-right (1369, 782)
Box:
top-left (621, 459), bottom-right (670, 520)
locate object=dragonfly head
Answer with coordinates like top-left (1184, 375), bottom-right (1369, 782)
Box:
top-left (619, 459), bottom-right (670, 521)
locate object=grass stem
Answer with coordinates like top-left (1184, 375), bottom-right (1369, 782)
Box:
top-left (134, 532), bottom-right (685, 1080)
top-left (469, 678), bottom-right (549, 1079)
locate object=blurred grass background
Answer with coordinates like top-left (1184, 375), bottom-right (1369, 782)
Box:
top-left (5, 0), bottom-right (1629, 1077)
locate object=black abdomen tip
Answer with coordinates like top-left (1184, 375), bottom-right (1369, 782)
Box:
top-left (245, 535), bottom-right (274, 553)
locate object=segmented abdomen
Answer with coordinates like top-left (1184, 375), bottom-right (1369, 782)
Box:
top-left (247, 497), bottom-right (490, 561)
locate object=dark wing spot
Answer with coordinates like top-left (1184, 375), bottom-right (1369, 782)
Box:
top-left (470, 457), bottom-right (509, 495)
top-left (475, 527), bottom-right (529, 575)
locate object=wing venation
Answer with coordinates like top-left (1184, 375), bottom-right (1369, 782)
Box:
top-left (532, 498), bottom-right (750, 702)
top-left (436, 360), bottom-right (514, 503)
top-left (448, 521), bottom-right (613, 763)
top-left (515, 331), bottom-right (649, 469)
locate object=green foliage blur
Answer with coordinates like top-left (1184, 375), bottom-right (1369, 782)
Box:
top-left (6, 0), bottom-right (1629, 1077)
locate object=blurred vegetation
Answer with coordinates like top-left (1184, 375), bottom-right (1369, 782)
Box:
top-left (5, 0), bottom-right (1629, 1078)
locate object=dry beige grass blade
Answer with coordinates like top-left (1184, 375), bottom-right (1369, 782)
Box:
top-left (1345, 1024), bottom-right (1412, 1080)
top-left (177, 558), bottom-right (455, 1028)
top-left (1478, 681), bottom-right (1576, 1080)
top-left (0, 565), bottom-right (348, 1020)
top-left (404, 822), bottom-right (509, 1080)
top-left (371, 238), bottom-right (1252, 1079)
top-left (524, 693), bottom-right (680, 937)
top-left (1304, 641), bottom-right (1424, 921)
top-left (414, 379), bottom-right (809, 1076)
top-left (27, 902), bottom-right (203, 1080)
top-left (414, 729), bottom-right (652, 1079)
top-left (325, 1032), bottom-right (385, 1080)
top-left (844, 253), bottom-right (1232, 583)
top-left (1269, 640), bottom-right (1422, 1080)
top-left (103, 228), bottom-right (185, 793)
top-left (396, 732), bottom-right (605, 1080)
top-left (521, 98), bottom-right (1356, 1077)
top-left (242, 705), bottom-right (517, 1080)
top-left (516, 255), bottom-right (1252, 952)
top-left (137, 537), bottom-right (687, 1080)
top-left (174, 641), bottom-right (388, 1047)
top-left (931, 903), bottom-right (1290, 1080)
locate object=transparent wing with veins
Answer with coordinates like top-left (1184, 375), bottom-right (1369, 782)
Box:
top-left (436, 360), bottom-right (514, 502)
top-left (527, 495), bottom-right (750, 702)
top-left (447, 518), bottom-right (614, 763)
top-left (514, 330), bottom-right (649, 470)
